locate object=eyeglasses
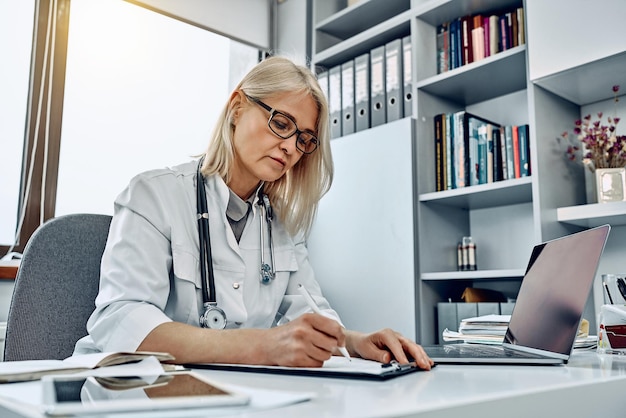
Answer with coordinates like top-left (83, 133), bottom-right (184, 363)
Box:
top-left (246, 95), bottom-right (319, 154)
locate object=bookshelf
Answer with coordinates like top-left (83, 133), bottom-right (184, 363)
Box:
top-left (307, 0), bottom-right (626, 345)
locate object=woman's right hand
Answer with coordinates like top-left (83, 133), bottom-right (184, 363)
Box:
top-left (263, 313), bottom-right (346, 367)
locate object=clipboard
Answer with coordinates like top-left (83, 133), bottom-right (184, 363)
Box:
top-left (187, 356), bottom-right (429, 381)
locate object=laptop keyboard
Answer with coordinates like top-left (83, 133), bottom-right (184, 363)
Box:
top-left (427, 344), bottom-right (547, 359)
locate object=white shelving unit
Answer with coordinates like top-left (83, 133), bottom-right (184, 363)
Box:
top-left (308, 0), bottom-right (626, 345)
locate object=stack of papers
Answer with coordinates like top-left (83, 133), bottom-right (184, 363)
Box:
top-left (442, 314), bottom-right (598, 348)
top-left (443, 314), bottom-right (510, 345)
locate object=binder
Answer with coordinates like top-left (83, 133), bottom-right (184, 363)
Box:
top-left (328, 65), bottom-right (342, 139)
top-left (401, 35), bottom-right (413, 118)
top-left (456, 303), bottom-right (478, 329)
top-left (341, 60), bottom-right (355, 136)
top-left (500, 302), bottom-right (516, 315)
top-left (317, 70), bottom-right (329, 102)
top-left (438, 302), bottom-right (458, 342)
top-left (477, 302), bottom-right (500, 316)
top-left (354, 53), bottom-right (370, 132)
top-left (385, 38), bottom-right (403, 123)
top-left (369, 45), bottom-right (386, 127)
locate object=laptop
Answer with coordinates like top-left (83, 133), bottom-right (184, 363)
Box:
top-left (423, 224), bottom-right (611, 365)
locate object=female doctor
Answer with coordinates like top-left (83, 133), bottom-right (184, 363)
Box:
top-left (74, 56), bottom-right (433, 370)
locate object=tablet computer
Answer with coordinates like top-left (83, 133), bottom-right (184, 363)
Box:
top-left (41, 371), bottom-right (250, 416)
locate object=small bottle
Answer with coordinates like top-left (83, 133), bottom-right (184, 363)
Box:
top-left (462, 236), bottom-right (477, 271)
top-left (457, 242), bottom-right (464, 271)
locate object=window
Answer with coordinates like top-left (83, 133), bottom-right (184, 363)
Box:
top-left (1, 0), bottom-right (260, 254)
top-left (57, 0), bottom-right (259, 216)
top-left (0, 0), bottom-right (35, 246)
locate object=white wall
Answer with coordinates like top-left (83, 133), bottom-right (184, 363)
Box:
top-left (526, 0), bottom-right (626, 81)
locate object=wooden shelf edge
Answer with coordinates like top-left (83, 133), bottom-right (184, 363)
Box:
top-left (0, 265), bottom-right (18, 280)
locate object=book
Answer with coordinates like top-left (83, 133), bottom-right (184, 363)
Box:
top-left (436, 23), bottom-right (448, 74)
top-left (449, 18), bottom-right (459, 70)
top-left (518, 124), bottom-right (531, 176)
top-left (468, 117), bottom-right (480, 186)
top-left (489, 14), bottom-right (500, 55)
top-left (445, 113), bottom-right (454, 189)
top-left (461, 15), bottom-right (473, 65)
top-left (471, 15), bottom-right (484, 62)
top-left (504, 125), bottom-right (515, 179)
top-left (434, 113), bottom-right (445, 191)
top-left (453, 111), bottom-right (466, 188)
top-left (0, 351), bottom-right (175, 383)
top-left (499, 14), bottom-right (509, 51)
top-left (517, 7), bottom-right (525, 45)
top-left (477, 122), bottom-right (488, 184)
top-left (486, 123), bottom-right (494, 183)
top-left (512, 125), bottom-right (521, 178)
top-left (498, 126), bottom-right (508, 180)
top-left (189, 356), bottom-right (428, 381)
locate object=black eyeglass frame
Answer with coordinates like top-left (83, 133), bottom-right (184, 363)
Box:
top-left (245, 95), bottom-right (319, 154)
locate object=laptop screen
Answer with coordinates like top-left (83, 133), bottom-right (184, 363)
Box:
top-left (504, 225), bottom-right (610, 356)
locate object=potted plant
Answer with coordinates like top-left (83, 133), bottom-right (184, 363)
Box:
top-left (560, 85), bottom-right (626, 203)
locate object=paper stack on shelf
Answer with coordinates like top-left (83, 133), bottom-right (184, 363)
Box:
top-left (443, 314), bottom-right (509, 344)
top-left (442, 314), bottom-right (598, 349)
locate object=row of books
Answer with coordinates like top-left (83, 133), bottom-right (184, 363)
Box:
top-left (318, 35), bottom-right (412, 139)
top-left (436, 6), bottom-right (525, 74)
top-left (434, 111), bottom-right (530, 192)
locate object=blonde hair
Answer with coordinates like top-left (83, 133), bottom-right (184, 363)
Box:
top-left (201, 56), bottom-right (333, 237)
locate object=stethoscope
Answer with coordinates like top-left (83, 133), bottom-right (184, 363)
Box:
top-left (196, 159), bottom-right (276, 329)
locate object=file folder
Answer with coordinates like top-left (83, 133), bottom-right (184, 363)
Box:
top-left (438, 302), bottom-right (458, 342)
top-left (401, 35), bottom-right (413, 118)
top-left (317, 70), bottom-right (329, 102)
top-left (385, 38), bottom-right (403, 123)
top-left (369, 45), bottom-right (386, 127)
top-left (328, 65), bottom-right (342, 139)
top-left (354, 52), bottom-right (370, 132)
top-left (341, 60), bottom-right (355, 136)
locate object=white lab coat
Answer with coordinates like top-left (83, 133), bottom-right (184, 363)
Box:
top-left (74, 160), bottom-right (341, 354)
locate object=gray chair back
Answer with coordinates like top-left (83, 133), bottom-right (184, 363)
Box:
top-left (4, 213), bottom-right (111, 361)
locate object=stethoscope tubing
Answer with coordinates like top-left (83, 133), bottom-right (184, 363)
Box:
top-left (196, 164), bottom-right (216, 304)
top-left (196, 159), bottom-right (276, 319)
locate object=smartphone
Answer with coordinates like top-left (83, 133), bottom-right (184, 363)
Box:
top-left (41, 371), bottom-right (249, 416)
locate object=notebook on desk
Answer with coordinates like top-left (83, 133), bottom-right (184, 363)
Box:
top-left (423, 224), bottom-right (611, 365)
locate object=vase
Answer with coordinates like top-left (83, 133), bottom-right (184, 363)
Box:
top-left (595, 168), bottom-right (626, 203)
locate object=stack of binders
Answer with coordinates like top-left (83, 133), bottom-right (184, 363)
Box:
top-left (319, 35), bottom-right (413, 139)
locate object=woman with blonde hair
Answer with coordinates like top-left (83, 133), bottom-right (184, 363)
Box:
top-left (74, 56), bottom-right (433, 370)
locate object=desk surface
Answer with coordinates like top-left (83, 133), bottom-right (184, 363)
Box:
top-left (1, 351), bottom-right (625, 418)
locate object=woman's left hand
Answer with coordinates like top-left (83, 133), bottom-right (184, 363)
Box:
top-left (345, 329), bottom-right (434, 370)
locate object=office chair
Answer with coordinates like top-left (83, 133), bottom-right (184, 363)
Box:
top-left (4, 213), bottom-right (112, 361)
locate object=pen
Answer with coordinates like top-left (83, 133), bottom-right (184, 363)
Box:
top-left (297, 283), bottom-right (351, 361)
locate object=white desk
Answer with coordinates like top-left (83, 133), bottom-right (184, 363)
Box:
top-left (1, 351), bottom-right (625, 418)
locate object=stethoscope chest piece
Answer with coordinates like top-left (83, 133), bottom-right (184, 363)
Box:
top-left (260, 263), bottom-right (275, 284)
top-left (199, 302), bottom-right (227, 329)
top-left (258, 193), bottom-right (276, 285)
